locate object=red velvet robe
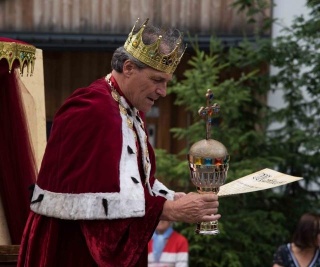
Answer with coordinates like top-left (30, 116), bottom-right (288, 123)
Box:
top-left (18, 76), bottom-right (174, 267)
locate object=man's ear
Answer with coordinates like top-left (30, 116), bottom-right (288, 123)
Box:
top-left (123, 60), bottom-right (135, 77)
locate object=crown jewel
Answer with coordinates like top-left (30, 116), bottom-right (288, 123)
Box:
top-left (124, 18), bottom-right (186, 74)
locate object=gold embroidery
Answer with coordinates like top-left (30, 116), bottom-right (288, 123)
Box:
top-left (111, 91), bottom-right (120, 102)
top-left (127, 118), bottom-right (133, 129)
top-left (119, 105), bottom-right (127, 115)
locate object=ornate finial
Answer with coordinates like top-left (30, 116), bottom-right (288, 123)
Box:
top-left (0, 39), bottom-right (36, 76)
top-left (198, 89), bottom-right (220, 140)
top-left (124, 18), bottom-right (186, 74)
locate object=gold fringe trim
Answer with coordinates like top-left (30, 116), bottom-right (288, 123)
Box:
top-left (0, 40), bottom-right (36, 76)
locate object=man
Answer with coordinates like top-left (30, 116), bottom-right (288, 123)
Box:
top-left (18, 18), bottom-right (220, 267)
top-left (148, 220), bottom-right (189, 267)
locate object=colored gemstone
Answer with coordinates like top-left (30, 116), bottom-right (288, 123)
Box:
top-left (195, 157), bottom-right (202, 165)
top-left (215, 158), bottom-right (222, 165)
top-left (204, 158), bottom-right (212, 165)
top-left (149, 51), bottom-right (155, 57)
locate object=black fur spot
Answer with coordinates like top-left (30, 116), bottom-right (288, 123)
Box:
top-left (102, 199), bottom-right (108, 216)
top-left (126, 108), bottom-right (132, 116)
top-left (159, 190), bottom-right (168, 195)
top-left (127, 146), bottom-right (135, 154)
top-left (30, 194), bottom-right (44, 204)
top-left (131, 177), bottom-right (139, 184)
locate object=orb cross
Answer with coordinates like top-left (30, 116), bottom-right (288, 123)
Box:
top-left (198, 89), bottom-right (220, 140)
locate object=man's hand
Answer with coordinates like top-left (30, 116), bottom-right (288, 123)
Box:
top-left (160, 192), bottom-right (220, 223)
top-left (173, 192), bottom-right (186, 200)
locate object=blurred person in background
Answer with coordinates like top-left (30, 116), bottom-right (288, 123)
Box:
top-left (148, 220), bottom-right (188, 267)
top-left (272, 212), bottom-right (320, 267)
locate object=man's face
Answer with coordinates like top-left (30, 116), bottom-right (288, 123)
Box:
top-left (124, 64), bottom-right (173, 113)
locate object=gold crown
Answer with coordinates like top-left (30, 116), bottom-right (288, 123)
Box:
top-left (124, 18), bottom-right (186, 74)
top-left (0, 40), bottom-right (36, 76)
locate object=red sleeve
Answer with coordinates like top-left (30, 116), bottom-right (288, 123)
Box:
top-left (80, 187), bottom-right (166, 266)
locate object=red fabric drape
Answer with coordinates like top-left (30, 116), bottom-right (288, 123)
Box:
top-left (0, 57), bottom-right (37, 244)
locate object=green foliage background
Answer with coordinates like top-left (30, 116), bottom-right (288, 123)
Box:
top-left (154, 1), bottom-right (320, 266)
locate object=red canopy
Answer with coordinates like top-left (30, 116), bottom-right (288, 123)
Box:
top-left (0, 37), bottom-right (37, 244)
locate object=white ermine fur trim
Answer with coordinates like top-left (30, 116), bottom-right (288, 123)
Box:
top-left (152, 180), bottom-right (175, 200)
top-left (30, 184), bottom-right (145, 220)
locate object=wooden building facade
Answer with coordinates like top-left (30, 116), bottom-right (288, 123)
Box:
top-left (0, 0), bottom-right (271, 153)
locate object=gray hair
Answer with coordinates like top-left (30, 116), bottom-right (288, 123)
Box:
top-left (111, 47), bottom-right (147, 72)
top-left (111, 23), bottom-right (185, 73)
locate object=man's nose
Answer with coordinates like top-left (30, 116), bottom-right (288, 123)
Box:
top-left (156, 84), bottom-right (167, 97)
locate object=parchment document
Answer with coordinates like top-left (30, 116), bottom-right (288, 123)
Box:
top-left (218, 168), bottom-right (303, 197)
